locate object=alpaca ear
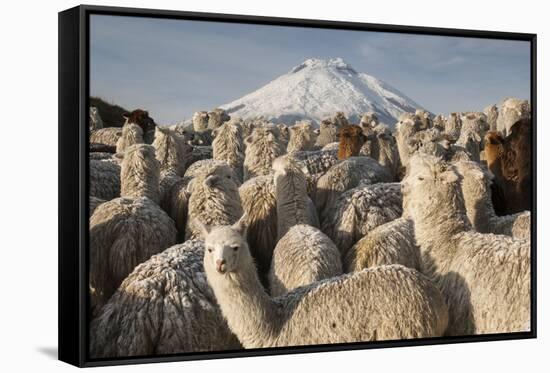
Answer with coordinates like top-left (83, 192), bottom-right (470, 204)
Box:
top-left (186, 178), bottom-right (196, 193)
top-left (204, 175), bottom-right (220, 188)
top-left (440, 170), bottom-right (459, 184)
top-left (122, 112), bottom-right (129, 120)
top-left (232, 214), bottom-right (248, 237)
top-left (194, 219), bottom-right (211, 237)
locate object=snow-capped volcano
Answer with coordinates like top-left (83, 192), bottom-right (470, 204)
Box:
top-left (220, 58), bottom-right (426, 126)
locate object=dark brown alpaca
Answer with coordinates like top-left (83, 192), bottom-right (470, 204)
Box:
top-left (337, 125), bottom-right (367, 160)
top-left (123, 109), bottom-right (156, 135)
top-left (484, 118), bottom-right (531, 215)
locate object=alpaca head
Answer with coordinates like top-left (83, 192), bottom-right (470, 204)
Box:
top-left (453, 160), bottom-right (491, 224)
top-left (272, 155), bottom-right (307, 178)
top-left (401, 154), bottom-right (461, 220)
top-left (337, 125), bottom-right (367, 159)
top-left (360, 112), bottom-right (378, 129)
top-left (191, 163), bottom-right (241, 192)
top-left (123, 109), bottom-right (156, 134)
top-left (199, 215), bottom-right (249, 275)
top-left (333, 111), bottom-right (349, 127)
top-left (245, 124), bottom-right (281, 146)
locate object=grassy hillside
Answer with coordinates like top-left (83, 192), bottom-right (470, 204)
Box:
top-left (90, 97), bottom-right (128, 128)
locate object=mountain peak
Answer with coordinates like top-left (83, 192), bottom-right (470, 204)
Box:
top-left (290, 57), bottom-right (357, 74)
top-left (221, 58), bottom-right (425, 126)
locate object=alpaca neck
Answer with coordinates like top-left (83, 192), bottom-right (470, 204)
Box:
top-left (121, 161), bottom-right (160, 203)
top-left (485, 144), bottom-right (503, 179)
top-left (412, 188), bottom-right (470, 274)
top-left (275, 171), bottom-right (310, 238)
top-left (207, 258), bottom-right (279, 347)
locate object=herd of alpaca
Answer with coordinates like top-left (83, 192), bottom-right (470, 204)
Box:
top-left (87, 99), bottom-right (532, 358)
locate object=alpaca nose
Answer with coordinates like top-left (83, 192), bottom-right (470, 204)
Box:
top-left (216, 259), bottom-right (226, 273)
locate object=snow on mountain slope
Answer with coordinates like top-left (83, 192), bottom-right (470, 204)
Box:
top-left (220, 58), bottom-right (427, 126)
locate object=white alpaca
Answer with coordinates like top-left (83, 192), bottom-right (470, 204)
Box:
top-left (90, 127), bottom-right (123, 147)
top-left (89, 144), bottom-right (177, 313)
top-left (238, 175), bottom-right (277, 286)
top-left (315, 157), bottom-right (392, 226)
top-left (344, 218), bottom-right (419, 272)
top-left (185, 163), bottom-right (243, 239)
top-left (152, 126), bottom-right (193, 176)
top-left (212, 120), bottom-right (245, 181)
top-left (403, 154), bottom-right (530, 335)
top-left (89, 159), bottom-right (120, 201)
top-left (199, 218), bottom-right (448, 348)
top-left (243, 124), bottom-right (286, 180)
top-left (395, 112), bottom-right (422, 167)
top-left (116, 122), bottom-right (144, 154)
top-left (290, 148), bottom-right (339, 194)
top-left (272, 156), bottom-right (319, 239)
top-left (269, 224), bottom-right (342, 296)
top-left (287, 120), bottom-right (318, 153)
top-left (322, 182), bottom-right (402, 257)
top-left (454, 160), bottom-right (530, 240)
top-left (90, 239), bottom-right (240, 358)
top-left (497, 98), bottom-right (530, 136)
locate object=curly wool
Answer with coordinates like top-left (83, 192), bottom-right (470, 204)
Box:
top-left (89, 159), bottom-right (120, 200)
top-left (204, 224), bottom-right (448, 348)
top-left (345, 217), bottom-right (419, 272)
top-left (290, 148), bottom-right (339, 195)
top-left (239, 175), bottom-right (278, 286)
top-left (90, 127), bottom-right (123, 147)
top-left (89, 196), bottom-right (177, 313)
top-left (90, 239), bottom-right (240, 358)
top-left (322, 182), bottom-right (403, 257)
top-left (269, 224), bottom-right (342, 297)
top-left (404, 154), bottom-right (530, 335)
top-left (212, 121), bottom-right (245, 181)
top-left (89, 196), bottom-right (105, 217)
top-left (243, 125), bottom-right (286, 180)
top-left (186, 163), bottom-right (243, 239)
top-left (315, 157), bottom-right (393, 226)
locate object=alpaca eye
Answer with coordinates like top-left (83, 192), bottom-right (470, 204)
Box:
top-left (207, 248), bottom-right (212, 253)
top-left (232, 246), bottom-right (239, 251)
top-left (418, 177), bottom-right (424, 181)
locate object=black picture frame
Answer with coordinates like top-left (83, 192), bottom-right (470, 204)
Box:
top-left (58, 4), bottom-right (537, 368)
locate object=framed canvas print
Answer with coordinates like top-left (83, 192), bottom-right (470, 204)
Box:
top-left (58, 4), bottom-right (537, 367)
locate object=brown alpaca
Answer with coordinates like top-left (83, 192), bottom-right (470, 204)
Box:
top-left (337, 125), bottom-right (367, 160)
top-left (123, 109), bottom-right (156, 137)
top-left (484, 118), bottom-right (531, 215)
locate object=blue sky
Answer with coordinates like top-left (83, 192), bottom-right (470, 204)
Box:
top-left (90, 14), bottom-right (531, 124)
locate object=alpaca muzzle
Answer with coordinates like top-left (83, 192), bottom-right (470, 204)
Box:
top-left (216, 259), bottom-right (227, 274)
